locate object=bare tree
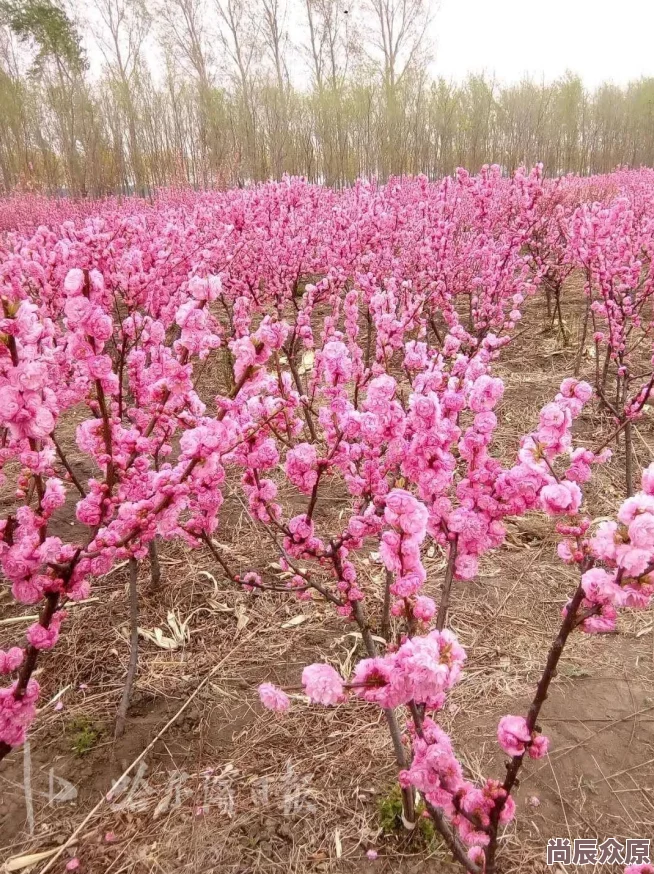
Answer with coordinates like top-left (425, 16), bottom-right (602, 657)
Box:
top-left (302, 0), bottom-right (355, 91)
top-left (259, 0), bottom-right (287, 94)
top-left (215, 0), bottom-right (260, 177)
top-left (362, 0), bottom-right (433, 90)
top-left (92, 0), bottom-right (151, 192)
top-left (156, 0), bottom-right (222, 184)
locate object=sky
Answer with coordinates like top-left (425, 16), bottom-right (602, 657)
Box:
top-left (81, 0), bottom-right (654, 90)
top-left (431, 0), bottom-right (654, 88)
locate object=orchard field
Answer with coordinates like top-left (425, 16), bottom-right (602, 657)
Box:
top-left (1, 167), bottom-right (654, 874)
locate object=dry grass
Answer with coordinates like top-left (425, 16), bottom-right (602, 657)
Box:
top-left (2, 279), bottom-right (654, 874)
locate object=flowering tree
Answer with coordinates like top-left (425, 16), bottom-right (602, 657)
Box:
top-left (568, 195), bottom-right (654, 495)
top-left (254, 353), bottom-right (638, 872)
top-left (1, 170), bottom-right (653, 874)
top-left (0, 248), bottom-right (280, 752)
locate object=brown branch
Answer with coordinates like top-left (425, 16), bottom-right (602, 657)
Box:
top-left (52, 434), bottom-right (86, 497)
top-left (148, 540), bottom-right (162, 590)
top-left (436, 537), bottom-right (458, 632)
top-left (305, 463), bottom-right (325, 522)
top-left (351, 602), bottom-right (416, 828)
top-left (115, 557), bottom-right (139, 739)
top-left (286, 350), bottom-right (317, 441)
top-left (381, 569), bottom-right (393, 641)
top-left (485, 574), bottom-right (588, 872)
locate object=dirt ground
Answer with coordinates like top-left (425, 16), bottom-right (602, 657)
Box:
top-left (1, 279), bottom-right (654, 874)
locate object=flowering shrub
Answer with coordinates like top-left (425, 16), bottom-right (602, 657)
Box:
top-left (566, 190), bottom-right (654, 495)
top-left (253, 369), bottom-right (631, 873)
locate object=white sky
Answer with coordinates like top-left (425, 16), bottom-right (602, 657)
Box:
top-left (431, 0), bottom-right (654, 87)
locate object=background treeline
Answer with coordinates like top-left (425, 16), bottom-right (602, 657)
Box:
top-left (2, 0), bottom-right (654, 196)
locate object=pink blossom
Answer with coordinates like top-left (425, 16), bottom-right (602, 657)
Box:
top-left (617, 546), bottom-right (650, 577)
top-left (64, 296), bottom-right (91, 325)
top-left (64, 268), bottom-right (84, 295)
top-left (454, 553), bottom-right (479, 580)
top-left (12, 361), bottom-right (48, 392)
top-left (384, 489), bottom-right (429, 537)
top-left (559, 378), bottom-right (592, 403)
top-left (302, 664), bottom-right (344, 705)
top-left (0, 678), bottom-right (39, 747)
top-left (497, 715), bottom-right (531, 757)
top-left (12, 576), bottom-right (45, 605)
top-left (84, 308), bottom-right (113, 343)
top-left (352, 657), bottom-right (401, 708)
top-left (390, 570), bottom-right (426, 597)
top-left (617, 494), bottom-right (654, 526)
top-left (42, 479), bottom-right (66, 514)
top-left (557, 541), bottom-right (575, 563)
top-left (469, 375), bottom-right (504, 412)
top-left (413, 596), bottom-right (436, 622)
top-left (3, 171), bottom-right (651, 823)
top-left (473, 411), bottom-right (497, 434)
top-left (394, 632), bottom-right (464, 706)
top-left (528, 734), bottom-right (549, 759)
top-left (0, 648), bottom-right (24, 674)
top-left (322, 340), bottom-right (352, 384)
top-left (26, 612), bottom-right (65, 651)
top-left (581, 567), bottom-right (623, 605)
top-left (258, 683), bottom-right (290, 712)
top-left (590, 520), bottom-right (619, 561)
top-left (537, 402), bottom-right (570, 447)
top-left (628, 513), bottom-right (654, 550)
top-left (642, 463), bottom-right (654, 496)
top-left (0, 385), bottom-right (21, 423)
top-left (285, 443), bottom-right (319, 493)
top-left (468, 847), bottom-right (486, 867)
top-left (540, 481), bottom-right (582, 516)
top-left (580, 602), bottom-right (617, 634)
top-left (288, 514), bottom-right (315, 542)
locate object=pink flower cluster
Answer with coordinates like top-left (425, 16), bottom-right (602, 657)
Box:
top-left (259, 629), bottom-right (465, 715)
top-left (0, 648), bottom-right (24, 674)
top-left (555, 464), bottom-right (654, 634)
top-left (500, 378), bottom-right (606, 521)
top-left (497, 715), bottom-right (549, 759)
top-left (380, 489), bottom-right (432, 612)
top-left (285, 443), bottom-right (319, 493)
top-left (258, 682), bottom-right (290, 712)
top-left (353, 628), bottom-right (465, 711)
top-left (400, 717), bottom-right (516, 858)
top-left (0, 250), bottom-right (290, 748)
top-left (302, 663), bottom-right (345, 705)
top-left (0, 680), bottom-right (39, 747)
